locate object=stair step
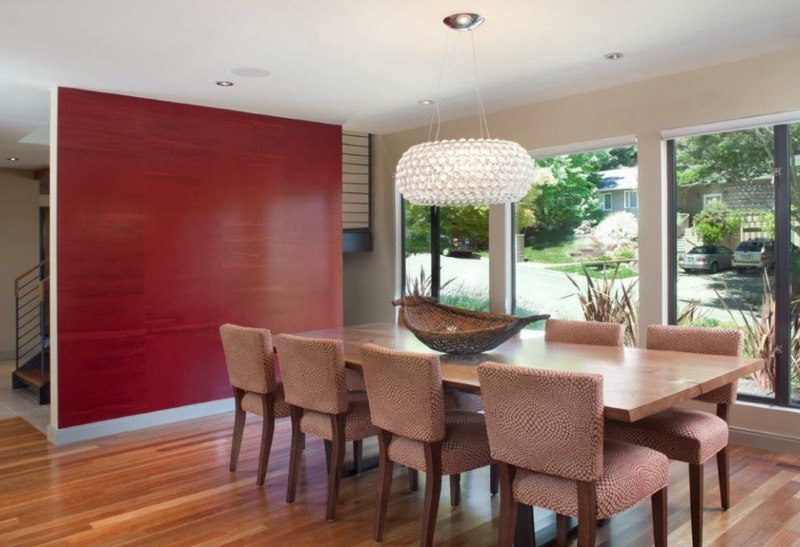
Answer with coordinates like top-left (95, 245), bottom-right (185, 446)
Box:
top-left (13, 369), bottom-right (50, 389)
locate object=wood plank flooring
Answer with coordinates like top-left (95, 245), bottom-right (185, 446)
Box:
top-left (0, 415), bottom-right (798, 546)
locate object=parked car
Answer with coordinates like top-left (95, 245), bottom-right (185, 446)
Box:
top-left (443, 236), bottom-right (477, 258)
top-left (732, 239), bottom-right (800, 272)
top-left (732, 239), bottom-right (774, 272)
top-left (678, 245), bottom-right (733, 273)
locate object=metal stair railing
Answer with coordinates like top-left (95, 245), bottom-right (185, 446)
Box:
top-left (14, 260), bottom-right (49, 384)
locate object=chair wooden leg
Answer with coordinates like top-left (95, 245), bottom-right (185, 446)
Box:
top-left (256, 393), bottom-right (276, 486)
top-left (229, 388), bottom-right (246, 472)
top-left (324, 439), bottom-right (332, 473)
top-left (689, 463), bottom-right (704, 547)
top-left (577, 481), bottom-right (598, 547)
top-left (421, 442), bottom-right (443, 547)
top-left (513, 503), bottom-right (534, 547)
top-left (490, 462), bottom-right (499, 495)
top-left (353, 439), bottom-right (363, 474)
top-left (374, 430), bottom-right (394, 543)
top-left (326, 414), bottom-right (346, 522)
top-left (286, 406), bottom-right (304, 503)
top-left (717, 402), bottom-right (731, 511)
top-left (717, 446), bottom-right (730, 510)
top-left (556, 514), bottom-right (569, 546)
top-left (450, 473), bottom-right (461, 507)
top-left (498, 463), bottom-right (519, 547)
top-left (651, 486), bottom-right (668, 547)
top-left (408, 467), bottom-right (419, 492)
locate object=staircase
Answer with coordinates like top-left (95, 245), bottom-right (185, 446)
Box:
top-left (12, 260), bottom-right (49, 405)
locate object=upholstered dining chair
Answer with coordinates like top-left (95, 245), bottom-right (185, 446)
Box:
top-left (478, 362), bottom-right (669, 547)
top-left (359, 343), bottom-right (493, 547)
top-left (397, 306), bottom-right (495, 494)
top-left (544, 318), bottom-right (625, 347)
top-left (219, 323), bottom-right (290, 486)
top-left (273, 333), bottom-right (378, 522)
top-left (605, 324), bottom-right (743, 547)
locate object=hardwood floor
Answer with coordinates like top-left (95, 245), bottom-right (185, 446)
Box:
top-left (0, 414), bottom-right (798, 546)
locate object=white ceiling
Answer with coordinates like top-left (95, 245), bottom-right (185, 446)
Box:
top-left (2, 0), bottom-right (800, 170)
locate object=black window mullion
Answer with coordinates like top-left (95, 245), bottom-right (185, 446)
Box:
top-left (431, 206), bottom-right (441, 299)
top-left (667, 139), bottom-right (678, 325)
top-left (774, 124), bottom-right (792, 407)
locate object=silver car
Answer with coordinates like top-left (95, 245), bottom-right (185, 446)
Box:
top-left (679, 245), bottom-right (734, 273)
top-left (732, 239), bottom-right (773, 271)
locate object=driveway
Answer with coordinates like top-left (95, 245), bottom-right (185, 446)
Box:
top-left (406, 254), bottom-right (766, 323)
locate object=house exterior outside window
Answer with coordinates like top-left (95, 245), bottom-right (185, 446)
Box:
top-left (624, 190), bottom-right (638, 209)
top-left (703, 193), bottom-right (723, 208)
top-left (600, 192), bottom-right (613, 211)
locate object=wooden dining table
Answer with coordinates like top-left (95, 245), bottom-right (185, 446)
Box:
top-left (293, 322), bottom-right (763, 423)
top-left (292, 322), bottom-right (763, 545)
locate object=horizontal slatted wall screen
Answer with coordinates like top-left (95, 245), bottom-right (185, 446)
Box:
top-left (342, 131), bottom-right (372, 251)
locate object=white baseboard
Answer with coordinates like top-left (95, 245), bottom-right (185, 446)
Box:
top-left (730, 426), bottom-right (800, 456)
top-left (47, 398), bottom-right (235, 445)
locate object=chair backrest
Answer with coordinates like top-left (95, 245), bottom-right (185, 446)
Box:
top-left (646, 324), bottom-right (743, 404)
top-left (274, 334), bottom-right (348, 415)
top-left (646, 324), bottom-right (742, 357)
top-left (478, 362), bottom-right (604, 482)
top-left (219, 323), bottom-right (277, 394)
top-left (545, 318), bottom-right (624, 347)
top-left (359, 343), bottom-right (445, 443)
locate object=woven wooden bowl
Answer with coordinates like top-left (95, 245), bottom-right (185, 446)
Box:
top-left (393, 296), bottom-right (549, 354)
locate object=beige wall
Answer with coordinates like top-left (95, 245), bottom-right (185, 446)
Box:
top-left (343, 47), bottom-right (800, 453)
top-left (0, 169), bottom-right (40, 359)
top-left (345, 46), bottom-right (800, 328)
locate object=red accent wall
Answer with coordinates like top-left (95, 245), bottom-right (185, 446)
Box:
top-left (57, 88), bottom-right (342, 428)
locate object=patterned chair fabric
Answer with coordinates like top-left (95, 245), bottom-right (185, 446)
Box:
top-left (647, 324), bottom-right (743, 404)
top-left (387, 409), bottom-right (491, 475)
top-left (358, 343), bottom-right (493, 545)
top-left (219, 323), bottom-right (290, 487)
top-left (274, 333), bottom-right (378, 522)
top-left (605, 407), bottom-right (728, 465)
top-left (241, 387), bottom-right (289, 417)
top-left (273, 334), bottom-right (348, 415)
top-left (298, 390), bottom-right (376, 442)
top-left (479, 361), bottom-right (669, 546)
top-left (544, 318), bottom-right (625, 347)
top-left (358, 343), bottom-right (446, 443)
top-left (220, 323), bottom-right (279, 395)
top-left (512, 440), bottom-right (669, 520)
top-left (605, 323), bottom-right (743, 547)
top-left (478, 362), bottom-right (604, 481)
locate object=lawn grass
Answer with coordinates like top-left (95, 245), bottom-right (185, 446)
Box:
top-left (523, 240), bottom-right (578, 264)
top-left (548, 262), bottom-right (639, 279)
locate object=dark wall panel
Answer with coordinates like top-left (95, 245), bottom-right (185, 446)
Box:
top-left (57, 88), bottom-right (342, 428)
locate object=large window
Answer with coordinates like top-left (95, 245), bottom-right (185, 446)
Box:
top-left (402, 203), bottom-right (490, 311)
top-left (513, 145), bottom-right (638, 335)
top-left (670, 123), bottom-right (800, 407)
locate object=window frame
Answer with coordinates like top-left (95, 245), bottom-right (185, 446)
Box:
top-left (668, 123), bottom-right (797, 409)
top-left (702, 193), bottom-right (723, 208)
top-left (624, 189), bottom-right (638, 209)
top-left (600, 192), bottom-right (613, 211)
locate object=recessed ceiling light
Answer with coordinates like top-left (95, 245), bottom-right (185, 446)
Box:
top-left (418, 99), bottom-right (434, 106)
top-left (7, 157), bottom-right (19, 162)
top-left (216, 81), bottom-right (234, 87)
top-left (231, 67), bottom-right (270, 78)
top-left (604, 52), bottom-right (624, 61)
